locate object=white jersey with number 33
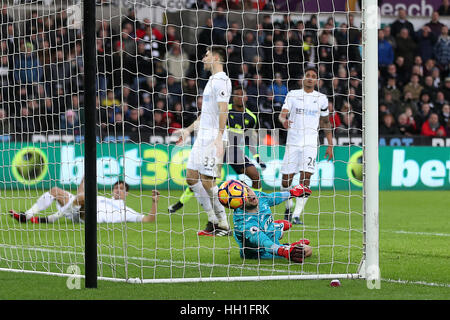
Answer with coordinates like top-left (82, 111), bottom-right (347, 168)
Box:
top-left (282, 89), bottom-right (329, 147)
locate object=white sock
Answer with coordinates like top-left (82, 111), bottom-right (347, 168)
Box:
top-left (206, 185), bottom-right (228, 229)
top-left (281, 186), bottom-right (295, 210)
top-left (292, 196), bottom-right (309, 219)
top-left (206, 209), bottom-right (219, 225)
top-left (190, 181), bottom-right (216, 223)
top-left (25, 192), bottom-right (55, 219)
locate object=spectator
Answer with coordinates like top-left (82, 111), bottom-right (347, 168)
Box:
top-left (397, 112), bottom-right (416, 136)
top-left (383, 77), bottom-right (402, 103)
top-left (269, 73), bottom-right (288, 105)
top-left (379, 113), bottom-right (401, 135)
top-left (443, 77), bottom-right (450, 101)
top-left (416, 103), bottom-right (432, 128)
top-left (421, 112), bottom-right (446, 136)
top-left (242, 31), bottom-right (259, 64)
top-left (152, 109), bottom-right (168, 136)
top-left (395, 28), bottom-right (417, 71)
top-left (196, 18), bottom-right (213, 62)
top-left (403, 74), bottom-right (423, 101)
top-left (438, 0), bottom-right (450, 16)
top-left (425, 11), bottom-right (445, 37)
top-left (378, 29), bottom-right (394, 71)
top-left (60, 109), bottom-right (80, 135)
top-left (383, 25), bottom-right (397, 51)
top-left (440, 103), bottom-right (450, 125)
top-left (328, 101), bottom-right (341, 129)
top-left (102, 89), bottom-right (120, 107)
top-left (416, 25), bottom-right (437, 63)
top-left (0, 108), bottom-right (9, 134)
top-left (163, 41), bottom-right (190, 83)
top-left (336, 110), bottom-right (359, 135)
top-left (390, 8), bottom-right (415, 38)
top-left (212, 7), bottom-right (228, 45)
top-left (422, 75), bottom-right (439, 100)
top-left (14, 42), bottom-right (43, 84)
top-left (434, 25), bottom-right (450, 73)
top-left (435, 91), bottom-right (449, 110)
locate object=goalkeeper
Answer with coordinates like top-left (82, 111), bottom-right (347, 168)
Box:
top-left (225, 181), bottom-right (313, 263)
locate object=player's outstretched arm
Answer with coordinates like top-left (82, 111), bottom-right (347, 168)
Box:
top-left (277, 241), bottom-right (313, 263)
top-left (142, 190), bottom-right (159, 223)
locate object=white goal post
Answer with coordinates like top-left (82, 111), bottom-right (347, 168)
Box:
top-left (0, 0), bottom-right (379, 284)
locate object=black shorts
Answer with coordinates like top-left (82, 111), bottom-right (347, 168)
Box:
top-left (223, 145), bottom-right (255, 174)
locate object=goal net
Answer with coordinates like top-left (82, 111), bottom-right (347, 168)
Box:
top-left (0, 0), bottom-right (378, 283)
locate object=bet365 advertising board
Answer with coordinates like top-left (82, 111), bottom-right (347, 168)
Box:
top-left (1, 143), bottom-right (449, 190)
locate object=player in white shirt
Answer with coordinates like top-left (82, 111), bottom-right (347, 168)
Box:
top-left (174, 46), bottom-right (232, 236)
top-left (278, 67), bottom-right (333, 224)
top-left (10, 178), bottom-right (159, 224)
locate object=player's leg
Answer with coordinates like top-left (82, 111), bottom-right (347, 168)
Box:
top-left (186, 168), bottom-right (220, 235)
top-left (241, 154), bottom-right (262, 191)
top-left (281, 173), bottom-right (295, 221)
top-left (168, 187), bottom-right (194, 214)
top-left (200, 173), bottom-right (230, 236)
top-left (291, 171), bottom-right (313, 224)
top-left (291, 147), bottom-right (316, 224)
top-left (280, 145), bottom-right (301, 221)
top-left (10, 187), bottom-right (69, 222)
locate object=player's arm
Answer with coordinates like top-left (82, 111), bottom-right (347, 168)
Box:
top-left (142, 190), bottom-right (159, 223)
top-left (243, 226), bottom-right (311, 263)
top-left (214, 101), bottom-right (228, 157)
top-left (278, 108), bottom-right (292, 129)
top-left (174, 116), bottom-right (200, 145)
top-left (320, 114), bottom-right (333, 161)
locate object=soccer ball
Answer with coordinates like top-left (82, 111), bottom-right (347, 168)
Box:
top-left (218, 180), bottom-right (248, 209)
top-left (14, 149), bottom-right (46, 181)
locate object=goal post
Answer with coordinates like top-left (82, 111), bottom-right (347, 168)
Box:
top-left (0, 0), bottom-right (379, 284)
top-left (361, 0), bottom-right (380, 284)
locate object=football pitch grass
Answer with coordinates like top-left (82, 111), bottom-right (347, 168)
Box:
top-left (0, 189), bottom-right (449, 300)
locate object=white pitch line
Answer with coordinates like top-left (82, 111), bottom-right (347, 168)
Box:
top-left (382, 230), bottom-right (450, 237)
top-left (381, 278), bottom-right (450, 288)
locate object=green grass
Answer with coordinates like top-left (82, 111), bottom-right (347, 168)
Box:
top-left (0, 189), bottom-right (449, 300)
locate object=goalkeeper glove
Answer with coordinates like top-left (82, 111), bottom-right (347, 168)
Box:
top-left (277, 243), bottom-right (306, 263)
top-left (289, 184), bottom-right (312, 198)
top-left (274, 219), bottom-right (292, 231)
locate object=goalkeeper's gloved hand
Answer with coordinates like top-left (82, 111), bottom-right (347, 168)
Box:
top-left (274, 219), bottom-right (292, 231)
top-left (289, 184), bottom-right (312, 198)
top-left (277, 243), bottom-right (306, 263)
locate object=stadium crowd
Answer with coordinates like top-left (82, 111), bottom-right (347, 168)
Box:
top-left (0, 2), bottom-right (449, 140)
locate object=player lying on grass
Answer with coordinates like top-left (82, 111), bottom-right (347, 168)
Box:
top-left (10, 179), bottom-right (159, 224)
top-left (222, 181), bottom-right (313, 263)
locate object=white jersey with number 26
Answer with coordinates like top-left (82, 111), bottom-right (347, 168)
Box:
top-left (282, 89), bottom-right (329, 147)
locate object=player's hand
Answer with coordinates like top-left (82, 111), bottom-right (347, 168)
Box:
top-left (173, 128), bottom-right (190, 146)
top-left (214, 136), bottom-right (224, 159)
top-left (151, 190), bottom-right (160, 203)
top-left (289, 184), bottom-right (312, 198)
top-left (281, 119), bottom-right (293, 129)
top-left (324, 145), bottom-right (333, 161)
top-left (277, 243), bottom-right (306, 263)
top-left (274, 219), bottom-right (292, 231)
